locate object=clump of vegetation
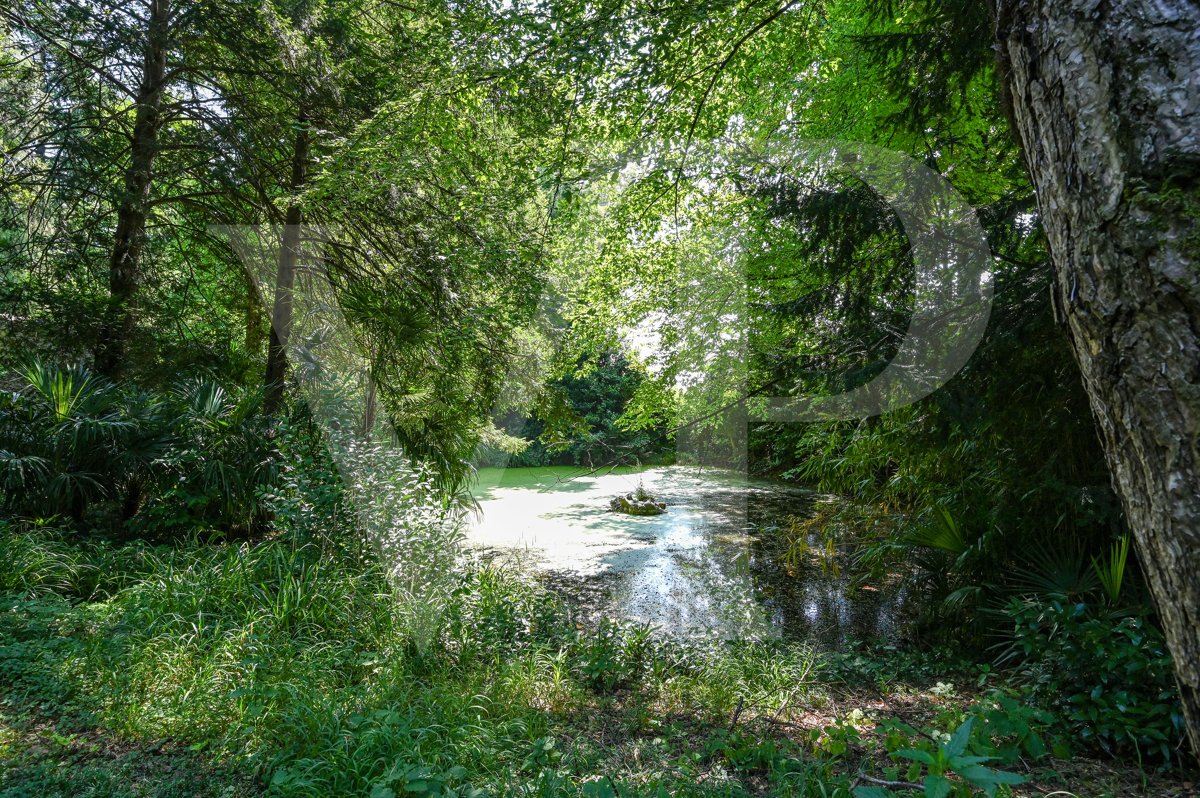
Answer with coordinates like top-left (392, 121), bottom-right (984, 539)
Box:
top-left (480, 352), bottom-right (671, 471)
top-left (0, 362), bottom-right (280, 535)
top-left (1001, 598), bottom-right (1184, 762)
top-left (0, 518), bottom-right (1192, 798)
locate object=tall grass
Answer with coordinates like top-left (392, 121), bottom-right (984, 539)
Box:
top-left (0, 524), bottom-right (843, 797)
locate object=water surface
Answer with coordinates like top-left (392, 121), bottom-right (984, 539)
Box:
top-left (467, 465), bottom-right (903, 645)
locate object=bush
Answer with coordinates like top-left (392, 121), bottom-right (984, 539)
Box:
top-left (1002, 598), bottom-right (1185, 763)
top-left (0, 362), bottom-right (281, 536)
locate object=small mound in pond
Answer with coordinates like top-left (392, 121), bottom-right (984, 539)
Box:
top-left (608, 492), bottom-right (667, 515)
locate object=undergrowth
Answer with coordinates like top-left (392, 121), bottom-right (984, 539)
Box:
top-left (0, 524), bottom-right (1191, 797)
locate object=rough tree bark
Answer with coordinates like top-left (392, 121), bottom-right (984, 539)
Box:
top-left (263, 117), bottom-right (310, 415)
top-left (988, 0), bottom-right (1200, 749)
top-left (94, 0), bottom-right (171, 378)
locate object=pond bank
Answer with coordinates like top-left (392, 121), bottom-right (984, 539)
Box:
top-left (1, 524), bottom-right (1191, 797)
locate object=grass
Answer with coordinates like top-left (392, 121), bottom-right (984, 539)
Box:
top-left (0, 524), bottom-right (1194, 798)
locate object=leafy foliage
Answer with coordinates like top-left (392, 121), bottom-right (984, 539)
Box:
top-left (884, 717), bottom-right (1026, 798)
top-left (0, 362), bottom-right (279, 533)
top-left (1002, 598), bottom-right (1185, 763)
top-left (491, 351), bottom-right (669, 469)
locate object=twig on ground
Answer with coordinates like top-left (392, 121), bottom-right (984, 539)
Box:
top-left (859, 773), bottom-right (924, 790)
top-left (763, 717), bottom-right (807, 729)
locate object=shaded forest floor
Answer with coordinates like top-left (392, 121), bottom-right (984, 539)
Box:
top-left (2, 689), bottom-right (1198, 798)
top-left (0, 527), bottom-right (1195, 798)
top-left (2, 691), bottom-right (1196, 798)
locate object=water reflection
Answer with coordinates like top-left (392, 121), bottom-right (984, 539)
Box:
top-left (466, 465), bottom-right (904, 646)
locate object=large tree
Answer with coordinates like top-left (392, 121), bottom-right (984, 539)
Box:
top-left (987, 0), bottom-right (1200, 748)
top-left (0, 0), bottom-right (266, 377)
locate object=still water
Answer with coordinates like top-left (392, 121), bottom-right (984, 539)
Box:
top-left (467, 465), bottom-right (904, 646)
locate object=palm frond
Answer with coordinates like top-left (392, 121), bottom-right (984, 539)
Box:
top-left (1010, 544), bottom-right (1099, 600)
top-left (0, 451), bottom-right (50, 495)
top-left (908, 504), bottom-right (968, 554)
top-left (1092, 536), bottom-right (1130, 605)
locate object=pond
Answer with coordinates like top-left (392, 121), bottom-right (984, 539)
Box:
top-left (467, 465), bottom-right (907, 647)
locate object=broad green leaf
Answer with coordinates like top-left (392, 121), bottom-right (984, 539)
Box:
top-left (944, 717), bottom-right (974, 759)
top-left (924, 774), bottom-right (952, 798)
top-left (582, 780), bottom-right (616, 798)
top-left (894, 749), bottom-right (935, 765)
top-left (958, 765), bottom-right (1026, 798)
top-left (1022, 731), bottom-right (1046, 759)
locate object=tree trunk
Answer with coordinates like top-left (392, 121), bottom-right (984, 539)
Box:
top-left (989, 0), bottom-right (1200, 750)
top-left (245, 270), bottom-right (267, 356)
top-left (360, 377), bottom-right (378, 440)
top-left (94, 0), bottom-right (171, 378)
top-left (121, 476), bottom-right (144, 521)
top-left (263, 118), bottom-right (310, 415)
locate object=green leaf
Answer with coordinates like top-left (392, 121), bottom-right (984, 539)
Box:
top-left (370, 788), bottom-right (397, 798)
top-left (924, 774), bottom-right (952, 798)
top-left (1022, 731), bottom-right (1046, 759)
top-left (894, 749), bottom-right (935, 765)
top-left (957, 765), bottom-right (1026, 798)
top-left (944, 717), bottom-right (974, 759)
top-left (582, 780), bottom-right (616, 798)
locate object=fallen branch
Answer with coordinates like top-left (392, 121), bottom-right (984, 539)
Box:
top-left (729, 697), bottom-right (745, 731)
top-left (858, 773), bottom-right (924, 790)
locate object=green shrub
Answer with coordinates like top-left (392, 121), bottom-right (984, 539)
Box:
top-left (1002, 598), bottom-right (1185, 763)
top-left (965, 689), bottom-right (1065, 765)
top-left (0, 362), bottom-right (281, 535)
top-left (445, 563), bottom-right (573, 662)
top-left (573, 618), bottom-right (654, 693)
top-left (871, 717), bottom-right (1026, 798)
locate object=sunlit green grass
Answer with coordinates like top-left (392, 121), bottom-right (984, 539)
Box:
top-left (4, 525), bottom-right (1175, 798)
top-left (0, 525), bottom-right (850, 798)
